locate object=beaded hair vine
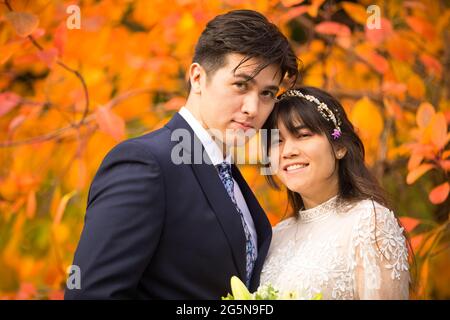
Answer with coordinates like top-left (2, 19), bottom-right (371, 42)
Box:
top-left (277, 89), bottom-right (342, 139)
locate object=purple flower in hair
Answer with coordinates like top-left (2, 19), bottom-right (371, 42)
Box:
top-left (332, 128), bottom-right (341, 140)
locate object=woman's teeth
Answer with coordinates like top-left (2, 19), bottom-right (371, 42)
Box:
top-left (286, 164), bottom-right (308, 171)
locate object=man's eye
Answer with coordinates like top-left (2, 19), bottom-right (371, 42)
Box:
top-left (262, 91), bottom-right (275, 99)
top-left (234, 82), bottom-right (248, 90)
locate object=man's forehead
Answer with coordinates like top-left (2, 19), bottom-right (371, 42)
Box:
top-left (224, 54), bottom-right (281, 83)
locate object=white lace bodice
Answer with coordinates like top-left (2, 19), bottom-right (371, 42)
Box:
top-left (260, 197), bottom-right (410, 300)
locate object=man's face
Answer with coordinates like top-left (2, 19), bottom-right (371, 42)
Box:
top-left (195, 53), bottom-right (282, 148)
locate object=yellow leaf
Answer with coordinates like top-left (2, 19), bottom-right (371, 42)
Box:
top-left (341, 2), bottom-right (367, 25)
top-left (407, 75), bottom-right (425, 100)
top-left (406, 164), bottom-right (434, 185)
top-left (53, 190), bottom-right (77, 225)
top-left (4, 12), bottom-right (39, 37)
top-left (95, 106), bottom-right (126, 142)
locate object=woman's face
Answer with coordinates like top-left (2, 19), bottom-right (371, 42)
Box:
top-left (269, 117), bottom-right (345, 205)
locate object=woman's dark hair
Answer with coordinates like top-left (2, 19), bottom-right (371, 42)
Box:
top-left (263, 86), bottom-right (388, 211)
top-left (262, 86), bottom-right (416, 291)
top-left (189, 10), bottom-right (299, 90)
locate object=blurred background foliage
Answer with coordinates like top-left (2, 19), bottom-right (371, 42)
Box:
top-left (0, 0), bottom-right (448, 299)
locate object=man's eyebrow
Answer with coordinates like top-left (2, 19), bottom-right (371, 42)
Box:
top-left (234, 73), bottom-right (279, 91)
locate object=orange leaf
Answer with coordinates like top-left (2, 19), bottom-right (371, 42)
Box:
top-left (399, 216), bottom-right (421, 233)
top-left (164, 96), bottom-right (186, 111)
top-left (315, 22), bottom-right (351, 37)
top-left (26, 190), bottom-right (36, 219)
top-left (36, 47), bottom-right (58, 68)
top-left (439, 160), bottom-right (450, 171)
top-left (407, 75), bottom-right (425, 100)
top-left (428, 182), bottom-right (449, 205)
top-left (430, 113), bottom-right (448, 150)
top-left (386, 36), bottom-right (414, 62)
top-left (406, 163), bottom-right (434, 185)
top-left (95, 106), bottom-right (126, 141)
top-left (407, 152), bottom-right (424, 171)
top-left (280, 6), bottom-right (309, 24)
top-left (405, 16), bottom-right (436, 41)
top-left (5, 11), bottom-right (39, 37)
top-left (416, 102), bottom-right (435, 129)
top-left (281, 0), bottom-right (305, 7)
top-left (442, 150), bottom-right (450, 160)
top-left (0, 92), bottom-right (21, 116)
top-left (341, 2), bottom-right (367, 25)
top-left (410, 234), bottom-right (424, 254)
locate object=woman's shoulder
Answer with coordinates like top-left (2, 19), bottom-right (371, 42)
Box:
top-left (346, 198), bottom-right (405, 238)
top-left (272, 216), bottom-right (297, 232)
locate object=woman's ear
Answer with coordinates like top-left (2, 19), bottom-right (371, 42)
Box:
top-left (335, 146), bottom-right (347, 159)
top-left (189, 63), bottom-right (204, 94)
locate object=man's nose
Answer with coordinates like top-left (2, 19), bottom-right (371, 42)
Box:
top-left (241, 92), bottom-right (259, 117)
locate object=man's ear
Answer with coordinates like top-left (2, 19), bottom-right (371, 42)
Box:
top-left (335, 146), bottom-right (347, 159)
top-left (189, 63), bottom-right (204, 94)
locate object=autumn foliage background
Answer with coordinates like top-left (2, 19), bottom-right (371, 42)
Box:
top-left (0, 0), bottom-right (449, 299)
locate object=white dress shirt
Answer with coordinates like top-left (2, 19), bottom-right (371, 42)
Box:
top-left (178, 107), bottom-right (258, 253)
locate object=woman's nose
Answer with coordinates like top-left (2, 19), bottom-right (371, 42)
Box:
top-left (282, 138), bottom-right (300, 159)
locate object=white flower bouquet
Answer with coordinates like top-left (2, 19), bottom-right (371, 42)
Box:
top-left (222, 276), bottom-right (322, 300)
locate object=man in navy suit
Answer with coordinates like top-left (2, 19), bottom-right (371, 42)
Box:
top-left (65, 10), bottom-right (298, 299)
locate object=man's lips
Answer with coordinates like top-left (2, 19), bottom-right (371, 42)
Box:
top-left (232, 120), bottom-right (254, 130)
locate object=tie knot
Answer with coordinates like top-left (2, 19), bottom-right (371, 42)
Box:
top-left (216, 161), bottom-right (232, 176)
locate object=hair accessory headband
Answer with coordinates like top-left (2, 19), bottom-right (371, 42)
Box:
top-left (277, 89), bottom-right (342, 139)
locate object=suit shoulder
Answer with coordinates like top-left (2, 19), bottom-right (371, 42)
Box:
top-left (103, 127), bottom-right (170, 165)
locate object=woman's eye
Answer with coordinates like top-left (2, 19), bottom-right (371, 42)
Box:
top-left (297, 132), bottom-right (311, 138)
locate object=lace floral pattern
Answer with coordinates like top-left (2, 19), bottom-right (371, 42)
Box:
top-left (260, 198), bottom-right (410, 300)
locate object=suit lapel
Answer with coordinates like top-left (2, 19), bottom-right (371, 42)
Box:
top-left (165, 113), bottom-right (247, 281)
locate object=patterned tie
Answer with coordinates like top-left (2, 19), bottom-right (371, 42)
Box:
top-left (216, 161), bottom-right (257, 287)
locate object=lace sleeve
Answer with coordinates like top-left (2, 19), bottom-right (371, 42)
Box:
top-left (352, 201), bottom-right (410, 300)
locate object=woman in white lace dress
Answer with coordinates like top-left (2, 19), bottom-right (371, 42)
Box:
top-left (260, 87), bottom-right (411, 300)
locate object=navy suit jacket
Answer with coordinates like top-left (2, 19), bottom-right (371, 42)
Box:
top-left (64, 112), bottom-right (272, 299)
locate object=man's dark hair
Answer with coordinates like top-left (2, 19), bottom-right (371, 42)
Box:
top-left (188, 10), bottom-right (299, 91)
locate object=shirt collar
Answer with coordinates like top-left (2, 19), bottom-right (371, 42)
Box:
top-left (178, 106), bottom-right (232, 166)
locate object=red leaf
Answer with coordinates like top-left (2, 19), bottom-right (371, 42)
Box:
top-left (399, 217), bottom-right (421, 233)
top-left (95, 106), bottom-right (126, 142)
top-left (429, 182), bottom-right (450, 204)
top-left (5, 11), bottom-right (39, 37)
top-left (420, 54), bottom-right (442, 78)
top-left (365, 18), bottom-right (393, 45)
top-left (0, 92), bottom-right (21, 116)
top-left (315, 22), bottom-right (351, 37)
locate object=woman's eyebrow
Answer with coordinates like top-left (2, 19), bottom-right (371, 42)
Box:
top-left (294, 125), bottom-right (308, 130)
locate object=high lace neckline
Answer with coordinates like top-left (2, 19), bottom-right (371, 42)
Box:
top-left (298, 195), bottom-right (339, 223)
